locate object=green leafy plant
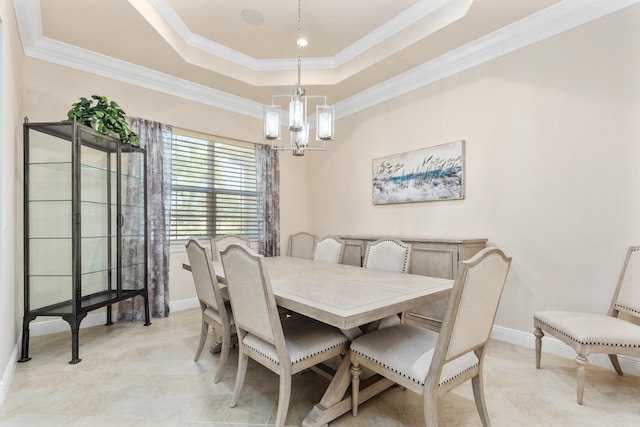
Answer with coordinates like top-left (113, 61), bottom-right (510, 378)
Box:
top-left (67, 95), bottom-right (139, 147)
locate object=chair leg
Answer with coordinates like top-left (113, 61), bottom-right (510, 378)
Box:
top-left (472, 374), bottom-right (491, 427)
top-left (576, 354), bottom-right (588, 405)
top-left (423, 391), bottom-right (438, 426)
top-left (229, 351), bottom-right (249, 408)
top-left (214, 327), bottom-right (231, 384)
top-left (350, 361), bottom-right (362, 416)
top-left (534, 327), bottom-right (543, 369)
top-left (194, 320), bottom-right (208, 362)
top-left (274, 372), bottom-right (292, 427)
top-left (608, 354), bottom-right (623, 376)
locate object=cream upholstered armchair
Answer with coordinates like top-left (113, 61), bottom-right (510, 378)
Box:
top-left (350, 247), bottom-right (511, 425)
top-left (534, 245), bottom-right (640, 405)
top-left (363, 238), bottom-right (412, 328)
top-left (220, 244), bottom-right (349, 427)
top-left (185, 239), bottom-right (235, 383)
top-left (288, 232), bottom-right (316, 259)
top-left (211, 235), bottom-right (251, 261)
top-left (313, 235), bottom-right (345, 263)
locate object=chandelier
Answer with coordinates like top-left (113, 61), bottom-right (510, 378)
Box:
top-left (263, 0), bottom-right (335, 156)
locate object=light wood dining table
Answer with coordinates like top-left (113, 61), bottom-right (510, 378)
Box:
top-left (192, 255), bottom-right (454, 426)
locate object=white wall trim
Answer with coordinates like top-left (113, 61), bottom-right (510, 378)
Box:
top-left (12, 0), bottom-right (640, 123)
top-left (169, 297), bottom-right (200, 312)
top-left (0, 344), bottom-right (17, 405)
top-left (335, 0), bottom-right (640, 119)
top-left (147, 0), bottom-right (470, 72)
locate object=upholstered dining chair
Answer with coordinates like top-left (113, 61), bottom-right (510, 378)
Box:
top-left (364, 238), bottom-right (412, 272)
top-left (287, 231), bottom-right (316, 259)
top-left (350, 247), bottom-right (511, 426)
top-left (211, 235), bottom-right (251, 261)
top-left (534, 245), bottom-right (640, 405)
top-left (220, 244), bottom-right (350, 427)
top-left (313, 235), bottom-right (345, 263)
top-left (363, 238), bottom-right (412, 327)
top-left (185, 239), bottom-right (235, 384)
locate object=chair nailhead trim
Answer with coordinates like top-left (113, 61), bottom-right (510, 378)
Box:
top-left (351, 348), bottom-right (478, 386)
top-left (244, 341), bottom-right (347, 366)
top-left (615, 303), bottom-right (640, 316)
top-left (536, 319), bottom-right (640, 348)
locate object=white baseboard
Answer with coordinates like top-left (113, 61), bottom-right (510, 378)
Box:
top-left (491, 325), bottom-right (640, 377)
top-left (169, 297), bottom-right (200, 312)
top-left (0, 344), bottom-right (18, 405)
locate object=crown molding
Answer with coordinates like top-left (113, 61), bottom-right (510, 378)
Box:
top-left (147, 0), bottom-right (468, 72)
top-left (336, 0), bottom-right (640, 119)
top-left (13, 0), bottom-right (640, 123)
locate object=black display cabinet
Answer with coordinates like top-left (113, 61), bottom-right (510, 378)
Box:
top-left (21, 120), bottom-right (150, 363)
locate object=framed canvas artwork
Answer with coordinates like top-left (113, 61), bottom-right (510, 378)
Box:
top-left (372, 140), bottom-right (465, 205)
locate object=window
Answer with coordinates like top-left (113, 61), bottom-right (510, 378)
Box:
top-left (170, 128), bottom-right (258, 241)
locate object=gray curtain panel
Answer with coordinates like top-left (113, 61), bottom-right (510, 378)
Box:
top-left (118, 117), bottom-right (172, 320)
top-left (256, 144), bottom-right (280, 257)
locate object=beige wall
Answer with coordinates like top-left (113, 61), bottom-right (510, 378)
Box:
top-left (306, 6), bottom-right (640, 332)
top-left (1, 0), bottom-right (24, 402)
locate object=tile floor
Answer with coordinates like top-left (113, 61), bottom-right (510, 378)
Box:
top-left (1, 308), bottom-right (639, 426)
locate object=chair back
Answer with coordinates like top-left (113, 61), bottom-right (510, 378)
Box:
top-left (363, 238), bottom-right (412, 273)
top-left (211, 235), bottom-right (251, 261)
top-left (220, 244), bottom-right (283, 347)
top-left (434, 247), bottom-right (511, 365)
top-left (288, 232), bottom-right (316, 259)
top-left (185, 239), bottom-right (225, 312)
top-left (313, 236), bottom-right (345, 263)
top-left (610, 245), bottom-right (640, 318)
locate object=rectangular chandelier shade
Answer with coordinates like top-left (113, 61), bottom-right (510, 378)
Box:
top-left (316, 105), bottom-right (334, 141)
top-left (263, 105), bottom-right (282, 140)
top-left (294, 122), bottom-right (309, 148)
top-left (289, 98), bottom-right (304, 132)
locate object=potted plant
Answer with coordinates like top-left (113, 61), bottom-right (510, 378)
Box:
top-left (66, 95), bottom-right (139, 147)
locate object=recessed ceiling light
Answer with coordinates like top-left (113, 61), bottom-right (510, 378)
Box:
top-left (297, 37), bottom-right (308, 47)
top-left (241, 9), bottom-right (264, 26)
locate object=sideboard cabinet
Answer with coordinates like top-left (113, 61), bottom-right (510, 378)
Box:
top-left (21, 121), bottom-right (150, 363)
top-left (338, 235), bottom-right (487, 330)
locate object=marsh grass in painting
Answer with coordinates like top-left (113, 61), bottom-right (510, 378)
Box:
top-left (372, 140), bottom-right (465, 205)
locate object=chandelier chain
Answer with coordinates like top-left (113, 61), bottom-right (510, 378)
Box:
top-left (297, 0), bottom-right (302, 86)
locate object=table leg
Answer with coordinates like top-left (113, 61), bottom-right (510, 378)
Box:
top-left (302, 353), bottom-right (394, 426)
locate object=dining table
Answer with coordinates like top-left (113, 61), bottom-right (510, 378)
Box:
top-left (187, 255), bottom-right (454, 426)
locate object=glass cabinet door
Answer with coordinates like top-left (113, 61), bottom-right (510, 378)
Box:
top-left (79, 127), bottom-right (114, 308)
top-left (26, 128), bottom-right (73, 313)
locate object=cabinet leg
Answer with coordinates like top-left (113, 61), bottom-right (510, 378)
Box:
top-left (18, 315), bottom-right (36, 362)
top-left (106, 304), bottom-right (113, 325)
top-left (143, 293), bottom-right (152, 326)
top-left (62, 313), bottom-right (87, 364)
